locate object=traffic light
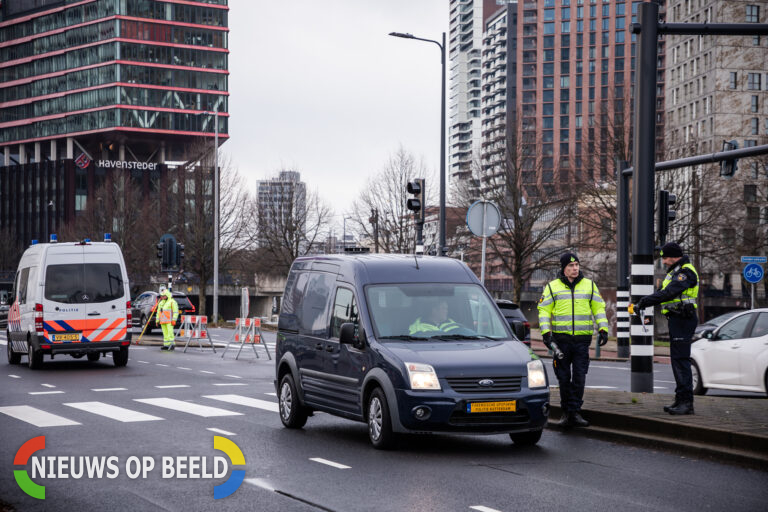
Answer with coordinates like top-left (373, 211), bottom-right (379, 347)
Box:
top-left (176, 243), bottom-right (184, 268)
top-left (407, 178), bottom-right (424, 223)
top-left (657, 189), bottom-right (677, 245)
top-left (720, 140), bottom-right (738, 178)
top-left (156, 243), bottom-right (163, 259)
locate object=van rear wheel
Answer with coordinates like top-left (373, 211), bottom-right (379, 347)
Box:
top-left (7, 338), bottom-right (20, 365)
top-left (87, 352), bottom-right (100, 362)
top-left (113, 347), bottom-right (128, 367)
top-left (27, 343), bottom-right (42, 370)
top-left (278, 373), bottom-right (308, 428)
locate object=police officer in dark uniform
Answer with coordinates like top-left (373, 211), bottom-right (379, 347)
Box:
top-left (634, 242), bottom-right (699, 415)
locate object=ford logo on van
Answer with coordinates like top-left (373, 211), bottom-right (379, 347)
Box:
top-left (478, 379), bottom-right (494, 387)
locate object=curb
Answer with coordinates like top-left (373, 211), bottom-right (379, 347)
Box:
top-left (546, 406), bottom-right (768, 468)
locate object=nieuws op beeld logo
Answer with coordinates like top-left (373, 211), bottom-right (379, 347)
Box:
top-left (13, 435), bottom-right (245, 500)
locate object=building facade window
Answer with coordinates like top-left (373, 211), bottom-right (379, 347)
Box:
top-left (747, 73), bottom-right (761, 90)
top-left (746, 5), bottom-right (760, 22)
top-left (729, 72), bottom-right (738, 89)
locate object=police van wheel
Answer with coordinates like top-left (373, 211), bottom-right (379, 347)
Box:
top-left (87, 352), bottom-right (100, 362)
top-left (113, 347), bottom-right (129, 367)
top-left (278, 373), bottom-right (308, 429)
top-left (691, 360), bottom-right (707, 395)
top-left (7, 338), bottom-right (20, 365)
top-left (509, 429), bottom-right (543, 446)
top-left (27, 343), bottom-right (42, 370)
top-left (367, 388), bottom-right (395, 450)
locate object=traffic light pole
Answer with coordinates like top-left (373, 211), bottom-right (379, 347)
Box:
top-left (616, 160), bottom-right (630, 359)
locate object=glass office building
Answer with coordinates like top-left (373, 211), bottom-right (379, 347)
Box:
top-left (0, 0), bottom-right (228, 248)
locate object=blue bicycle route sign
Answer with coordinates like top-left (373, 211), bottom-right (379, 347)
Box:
top-left (743, 263), bottom-right (764, 284)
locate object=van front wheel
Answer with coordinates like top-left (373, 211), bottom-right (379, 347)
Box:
top-left (279, 373), bottom-right (308, 428)
top-left (367, 388), bottom-right (395, 450)
top-left (7, 338), bottom-right (20, 364)
top-left (510, 429), bottom-right (543, 446)
top-left (113, 347), bottom-right (128, 367)
top-left (27, 343), bottom-right (42, 370)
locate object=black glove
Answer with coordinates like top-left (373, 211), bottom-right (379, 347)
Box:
top-left (635, 298), bottom-right (647, 311)
top-left (542, 331), bottom-right (553, 347)
top-left (598, 330), bottom-right (608, 346)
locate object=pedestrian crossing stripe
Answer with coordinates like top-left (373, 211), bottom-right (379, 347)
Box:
top-left (64, 402), bottom-right (163, 422)
top-left (0, 405), bottom-right (80, 427)
top-left (134, 397), bottom-right (243, 417)
top-left (203, 394), bottom-right (279, 413)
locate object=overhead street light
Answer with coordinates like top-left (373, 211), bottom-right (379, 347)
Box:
top-left (388, 30), bottom-right (447, 256)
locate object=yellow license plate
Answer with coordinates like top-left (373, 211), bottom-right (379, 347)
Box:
top-left (467, 401), bottom-right (516, 413)
top-left (53, 333), bottom-right (80, 342)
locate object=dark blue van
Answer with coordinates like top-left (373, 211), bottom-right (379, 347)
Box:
top-left (274, 254), bottom-right (549, 449)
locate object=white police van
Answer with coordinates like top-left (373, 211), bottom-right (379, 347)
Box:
top-left (6, 235), bottom-right (132, 369)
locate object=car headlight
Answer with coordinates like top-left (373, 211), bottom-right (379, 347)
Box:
top-left (405, 362), bottom-right (441, 390)
top-left (527, 359), bottom-right (547, 389)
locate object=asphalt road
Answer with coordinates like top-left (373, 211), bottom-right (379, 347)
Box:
top-left (1, 331), bottom-right (766, 511)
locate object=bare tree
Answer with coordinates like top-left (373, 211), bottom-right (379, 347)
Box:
top-left (251, 169), bottom-right (332, 275)
top-left (456, 133), bottom-right (576, 303)
top-left (347, 146), bottom-right (435, 254)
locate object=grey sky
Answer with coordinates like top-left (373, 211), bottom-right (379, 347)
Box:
top-left (226, 0), bottom-right (448, 212)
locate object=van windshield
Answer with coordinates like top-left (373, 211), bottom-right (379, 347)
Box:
top-left (365, 283), bottom-right (511, 341)
top-left (45, 264), bottom-right (125, 304)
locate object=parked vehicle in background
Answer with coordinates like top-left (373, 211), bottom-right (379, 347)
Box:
top-left (693, 310), bottom-right (743, 340)
top-left (131, 291), bottom-right (195, 331)
top-left (496, 300), bottom-right (531, 345)
top-left (0, 290), bottom-right (9, 329)
top-left (691, 308), bottom-right (768, 397)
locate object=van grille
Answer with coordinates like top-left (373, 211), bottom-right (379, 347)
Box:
top-left (445, 376), bottom-right (522, 393)
top-left (449, 409), bottom-right (531, 427)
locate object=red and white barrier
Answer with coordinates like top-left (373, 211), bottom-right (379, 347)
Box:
top-left (179, 315), bottom-right (216, 353)
top-left (221, 317), bottom-right (270, 360)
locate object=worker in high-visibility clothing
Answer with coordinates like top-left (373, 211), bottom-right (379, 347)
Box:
top-left (538, 253), bottom-right (609, 428)
top-left (409, 300), bottom-right (461, 335)
top-left (157, 289), bottom-right (179, 351)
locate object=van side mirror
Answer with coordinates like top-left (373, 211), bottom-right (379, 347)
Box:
top-left (339, 322), bottom-right (358, 346)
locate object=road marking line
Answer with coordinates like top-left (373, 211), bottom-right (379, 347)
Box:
top-left (134, 398), bottom-right (243, 417)
top-left (309, 458), bottom-right (350, 469)
top-left (224, 375), bottom-right (242, 379)
top-left (41, 384), bottom-right (56, 388)
top-left (155, 385), bottom-right (190, 389)
top-left (207, 427), bottom-right (236, 436)
top-left (213, 383), bottom-right (248, 387)
top-left (138, 361), bottom-right (150, 364)
top-left (0, 405), bottom-right (80, 427)
top-left (29, 391), bottom-right (65, 395)
top-left (177, 367), bottom-right (191, 370)
top-left (264, 392), bottom-right (276, 396)
top-left (653, 386), bottom-right (668, 390)
top-left (203, 394), bottom-right (278, 413)
top-left (245, 478), bottom-right (275, 492)
top-left (92, 388), bottom-right (127, 392)
top-left (591, 365), bottom-right (630, 370)
top-left (656, 380), bottom-right (676, 384)
top-left (470, 506), bottom-right (502, 512)
top-left (200, 370), bottom-right (215, 374)
top-left (65, 402), bottom-right (163, 422)
top-left (9, 374), bottom-right (21, 379)
top-left (585, 386), bottom-right (616, 389)
top-left (156, 363), bottom-right (169, 367)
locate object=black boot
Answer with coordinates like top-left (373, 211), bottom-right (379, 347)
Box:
top-left (558, 413), bottom-right (574, 427)
top-left (160, 345), bottom-right (168, 351)
top-left (667, 401), bottom-right (694, 415)
top-left (663, 399), bottom-right (680, 413)
top-left (570, 412), bottom-right (590, 427)
top-left (168, 345), bottom-right (175, 352)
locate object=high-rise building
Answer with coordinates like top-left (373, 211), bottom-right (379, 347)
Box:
top-left (256, 170), bottom-right (307, 246)
top-left (448, 0), bottom-right (486, 185)
top-left (662, 0), bottom-right (767, 303)
top-left (0, 0), bottom-right (229, 245)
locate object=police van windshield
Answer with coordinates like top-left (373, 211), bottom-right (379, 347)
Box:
top-left (366, 283), bottom-right (511, 341)
top-left (44, 264), bottom-right (125, 304)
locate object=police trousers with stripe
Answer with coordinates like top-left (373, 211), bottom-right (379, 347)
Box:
top-left (551, 335), bottom-right (591, 413)
top-left (667, 315), bottom-right (697, 403)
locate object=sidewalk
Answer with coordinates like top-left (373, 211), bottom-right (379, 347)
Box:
top-left (546, 388), bottom-right (768, 467)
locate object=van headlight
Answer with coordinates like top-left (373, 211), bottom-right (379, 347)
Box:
top-left (405, 362), bottom-right (441, 390)
top-left (527, 359), bottom-right (547, 389)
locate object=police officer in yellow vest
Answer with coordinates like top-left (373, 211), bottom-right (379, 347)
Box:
top-left (409, 300), bottom-right (461, 335)
top-left (538, 253), bottom-right (609, 428)
top-left (634, 242), bottom-right (698, 415)
top-left (157, 289), bottom-right (179, 351)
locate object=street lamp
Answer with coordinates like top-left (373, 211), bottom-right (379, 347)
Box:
top-left (389, 31), bottom-right (447, 256)
top-left (197, 108), bottom-right (219, 323)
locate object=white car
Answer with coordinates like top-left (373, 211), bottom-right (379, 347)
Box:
top-left (691, 308), bottom-right (768, 397)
